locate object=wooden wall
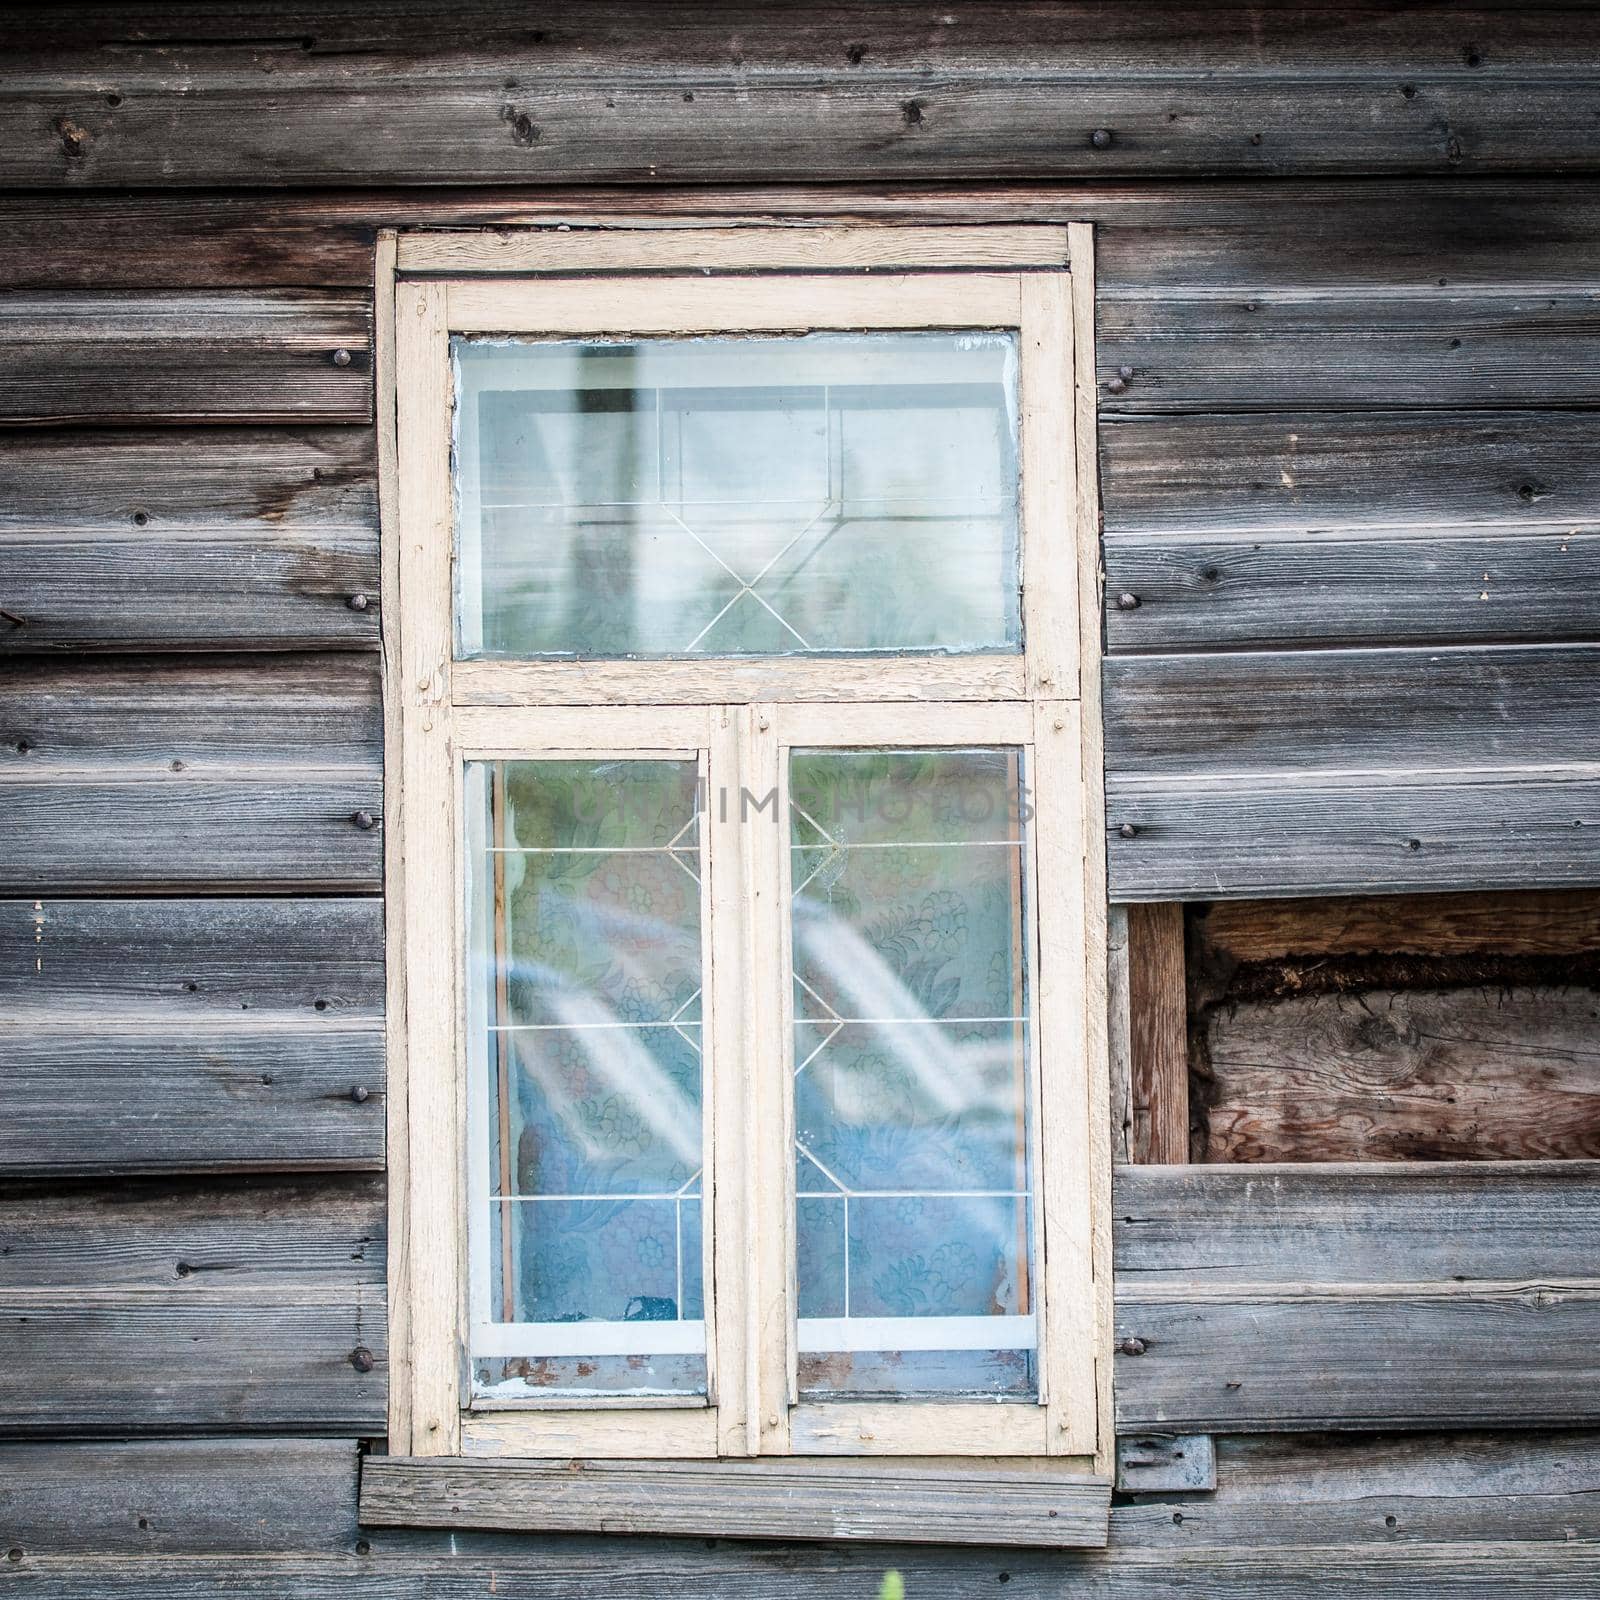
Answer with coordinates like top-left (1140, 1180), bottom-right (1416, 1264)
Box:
top-left (3, 3), bottom-right (1600, 1595)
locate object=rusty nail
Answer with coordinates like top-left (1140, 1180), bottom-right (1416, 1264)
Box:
top-left (1119, 365), bottom-right (1134, 380)
top-left (350, 1345), bottom-right (376, 1373)
top-left (1119, 1337), bottom-right (1147, 1357)
top-left (347, 593), bottom-right (369, 611)
top-left (352, 810), bottom-right (376, 831)
top-left (332, 347), bottom-right (353, 367)
top-left (1116, 592), bottom-right (1141, 611)
top-left (1106, 375), bottom-right (1128, 395)
top-left (1091, 128), bottom-right (1114, 149)
top-left (351, 1085), bottom-right (370, 1104)
top-left (1119, 823), bottom-right (1139, 839)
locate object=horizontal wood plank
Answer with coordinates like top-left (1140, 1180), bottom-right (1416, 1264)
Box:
top-left (360, 1459), bottom-right (1109, 1548)
top-left (1099, 291), bottom-right (1600, 414)
top-left (0, 294), bottom-right (372, 425)
top-left (10, 8), bottom-right (1600, 184)
top-left (1198, 988), bottom-right (1600, 1163)
top-left (1103, 644), bottom-right (1600, 777)
top-left (0, 1439), bottom-right (360, 1554)
top-left (4, 181), bottom-right (1600, 291)
top-left (0, 429), bottom-right (378, 651)
top-left (1113, 1430), bottom-right (1600, 1547)
top-left (0, 898), bottom-right (384, 1174)
top-left (1115, 1162), bottom-right (1600, 1284)
top-left (0, 1176), bottom-right (385, 1435)
top-left (1106, 767), bottom-right (1600, 900)
top-left (1114, 1162), bottom-right (1600, 1432)
top-left (0, 655), bottom-right (382, 892)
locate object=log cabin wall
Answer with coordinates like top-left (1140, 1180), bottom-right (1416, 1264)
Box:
top-left (2, 5), bottom-right (1600, 1594)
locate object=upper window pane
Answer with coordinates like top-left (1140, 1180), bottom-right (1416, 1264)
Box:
top-left (454, 333), bottom-right (1021, 660)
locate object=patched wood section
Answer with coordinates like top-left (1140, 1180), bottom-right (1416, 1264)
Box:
top-left (0, 293), bottom-right (372, 425)
top-left (0, 430), bottom-right (378, 651)
top-left (0, 1176), bottom-right (385, 1434)
top-left (8, 7), bottom-right (1600, 185)
top-left (0, 898), bottom-right (384, 1174)
top-left (0, 1438), bottom-right (360, 1553)
top-left (1113, 1162), bottom-right (1600, 1431)
top-left (360, 1459), bottom-right (1110, 1548)
top-left (0, 656), bottom-right (382, 891)
top-left (1187, 889), bottom-right (1600, 1162)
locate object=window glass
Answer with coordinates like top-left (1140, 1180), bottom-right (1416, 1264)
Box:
top-left (454, 334), bottom-right (1020, 660)
top-left (465, 758), bottom-right (708, 1400)
top-left (787, 748), bottom-right (1037, 1400)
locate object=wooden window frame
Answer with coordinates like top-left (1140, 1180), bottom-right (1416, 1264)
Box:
top-left (380, 223), bottom-right (1112, 1478)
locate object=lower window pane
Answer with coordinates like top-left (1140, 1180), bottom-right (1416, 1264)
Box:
top-left (788, 748), bottom-right (1039, 1402)
top-left (466, 758), bottom-right (708, 1402)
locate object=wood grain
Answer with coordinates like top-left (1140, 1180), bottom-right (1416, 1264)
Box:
top-left (359, 1458), bottom-right (1110, 1547)
top-left (1199, 987), bottom-right (1600, 1163)
top-left (0, 294), bottom-right (372, 426)
top-left (1125, 904), bottom-right (1187, 1163)
top-left (0, 429), bottom-right (378, 651)
top-left (0, 1175), bottom-right (385, 1434)
top-left (0, 897), bottom-right (384, 1174)
top-left (0, 655), bottom-right (381, 892)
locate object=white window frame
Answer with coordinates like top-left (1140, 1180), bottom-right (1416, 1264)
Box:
top-left (381, 223), bottom-right (1111, 1469)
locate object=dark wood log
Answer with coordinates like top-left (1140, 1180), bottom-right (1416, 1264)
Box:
top-left (0, 897), bottom-right (384, 1174)
top-left (8, 7), bottom-right (1600, 185)
top-left (0, 294), bottom-right (372, 425)
top-left (0, 656), bottom-right (381, 892)
top-left (1125, 903), bottom-right (1188, 1163)
top-left (1196, 889), bottom-right (1600, 961)
top-left (0, 1176), bottom-right (385, 1435)
top-left (1114, 1430), bottom-right (1600, 1547)
top-left (0, 429), bottom-right (378, 651)
top-left (1099, 291), bottom-right (1600, 414)
top-left (1114, 1162), bottom-right (1600, 1431)
top-left (1198, 988), bottom-right (1600, 1163)
top-left (1115, 1162), bottom-right (1600, 1283)
top-left (0, 1439), bottom-right (361, 1554)
top-left (6, 181), bottom-right (1600, 291)
top-left (360, 1459), bottom-right (1109, 1548)
top-left (1103, 644), bottom-right (1600, 778)
top-left (1106, 767), bottom-right (1600, 900)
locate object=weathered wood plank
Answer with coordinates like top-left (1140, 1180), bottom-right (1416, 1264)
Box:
top-left (0, 294), bottom-right (371, 425)
top-left (0, 1439), bottom-right (360, 1554)
top-left (1103, 644), bottom-right (1600, 778)
top-left (1100, 413), bottom-right (1600, 539)
top-left (1198, 989), bottom-right (1600, 1163)
top-left (6, 181), bottom-right (1600, 291)
top-left (0, 656), bottom-right (381, 892)
top-left (360, 1459), bottom-right (1109, 1548)
top-left (1114, 1431), bottom-right (1600, 1547)
top-left (0, 1176), bottom-right (385, 1435)
top-left (1115, 1163), bottom-right (1600, 1283)
top-left (1116, 1288), bottom-right (1600, 1433)
top-left (1099, 291), bottom-right (1600, 414)
top-left (1125, 903), bottom-right (1188, 1163)
top-left (0, 898), bottom-right (384, 1174)
top-left (1105, 531), bottom-right (1600, 652)
top-left (1114, 1162), bottom-right (1600, 1432)
top-left (1197, 888), bottom-right (1600, 961)
top-left (10, 7), bottom-right (1600, 185)
top-left (1106, 767), bottom-right (1600, 900)
top-left (0, 430), bottom-right (378, 651)
top-left (7, 1544), bottom-right (1600, 1599)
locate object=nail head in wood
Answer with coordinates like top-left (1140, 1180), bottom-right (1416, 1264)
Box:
top-left (1106, 375), bottom-right (1128, 394)
top-left (1119, 822), bottom-right (1139, 839)
top-left (332, 347), bottom-right (353, 367)
top-left (352, 809), bottom-right (376, 831)
top-left (1091, 128), bottom-right (1114, 148)
top-left (1119, 1337), bottom-right (1148, 1357)
top-left (351, 1085), bottom-right (371, 1104)
top-left (350, 1345), bottom-right (376, 1373)
top-left (347, 593), bottom-right (370, 611)
top-left (1116, 592), bottom-right (1141, 611)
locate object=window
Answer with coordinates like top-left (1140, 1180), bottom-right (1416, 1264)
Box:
top-left (386, 226), bottom-right (1108, 1468)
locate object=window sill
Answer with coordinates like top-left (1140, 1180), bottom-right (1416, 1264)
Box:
top-left (359, 1456), bottom-right (1111, 1549)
